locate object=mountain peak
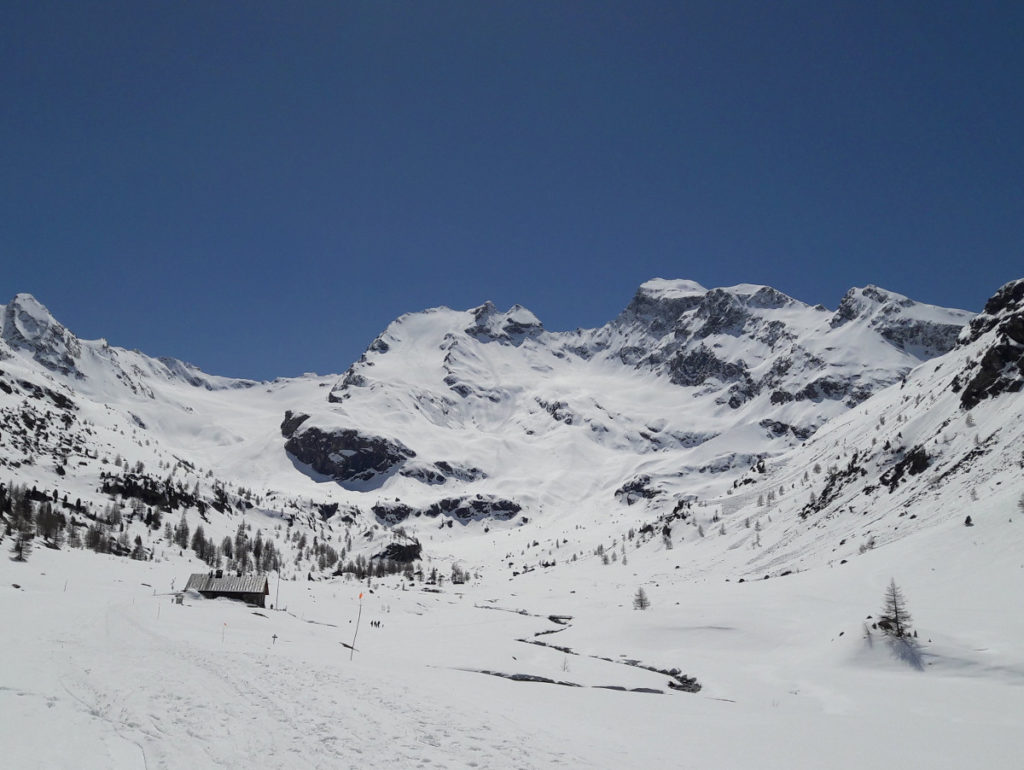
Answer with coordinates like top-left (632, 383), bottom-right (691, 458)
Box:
top-left (464, 302), bottom-right (543, 345)
top-left (829, 285), bottom-right (973, 358)
top-left (5, 292), bottom-right (60, 333)
top-left (831, 285), bottom-right (911, 326)
top-left (637, 278), bottom-right (708, 299)
top-left (2, 293), bottom-right (83, 376)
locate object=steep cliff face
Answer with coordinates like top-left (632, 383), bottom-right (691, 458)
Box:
top-left (1, 293), bottom-right (83, 377)
top-left (952, 279), bottom-right (1024, 409)
top-left (830, 285), bottom-right (970, 357)
top-left (572, 279), bottom-right (972, 418)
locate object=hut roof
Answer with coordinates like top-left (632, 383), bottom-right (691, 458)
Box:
top-left (185, 573), bottom-right (269, 594)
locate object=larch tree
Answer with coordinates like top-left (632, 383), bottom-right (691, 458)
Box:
top-left (633, 586), bottom-right (651, 611)
top-left (879, 578), bottom-right (913, 638)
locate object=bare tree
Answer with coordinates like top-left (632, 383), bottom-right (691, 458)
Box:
top-left (633, 586), bottom-right (651, 610)
top-left (879, 578), bottom-right (913, 638)
top-left (10, 516), bottom-right (35, 562)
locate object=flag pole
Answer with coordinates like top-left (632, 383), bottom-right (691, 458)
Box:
top-left (349, 592), bottom-right (364, 661)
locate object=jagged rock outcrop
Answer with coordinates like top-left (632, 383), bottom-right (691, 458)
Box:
top-left (953, 279), bottom-right (1024, 409)
top-left (464, 302), bottom-right (544, 344)
top-left (615, 475), bottom-right (662, 505)
top-left (423, 495), bottom-right (521, 521)
top-left (280, 410), bottom-right (311, 438)
top-left (600, 281), bottom-right (971, 417)
top-left (371, 539), bottom-right (423, 563)
top-left (830, 285), bottom-right (968, 357)
top-left (400, 461), bottom-right (487, 485)
top-left (371, 495), bottom-right (520, 524)
top-left (1, 294), bottom-right (83, 377)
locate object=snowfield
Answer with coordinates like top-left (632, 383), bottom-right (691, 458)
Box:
top-left (1, 280), bottom-right (1023, 768)
top-left (4, 508), bottom-right (1023, 769)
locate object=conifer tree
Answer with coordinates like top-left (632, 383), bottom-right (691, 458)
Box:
top-left (10, 516), bottom-right (35, 561)
top-left (633, 586), bottom-right (651, 610)
top-left (879, 578), bottom-right (913, 638)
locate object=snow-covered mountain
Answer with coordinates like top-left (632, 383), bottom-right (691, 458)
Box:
top-left (635, 276), bottom-right (1024, 579)
top-left (0, 280), bottom-right (978, 554)
top-left (284, 279), bottom-right (972, 528)
top-left (4, 279), bottom-right (1024, 769)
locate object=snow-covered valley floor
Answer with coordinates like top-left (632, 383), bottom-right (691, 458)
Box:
top-left (4, 511), bottom-right (1023, 770)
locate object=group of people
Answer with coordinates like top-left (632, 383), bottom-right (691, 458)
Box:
top-left (370, 619), bottom-right (383, 629)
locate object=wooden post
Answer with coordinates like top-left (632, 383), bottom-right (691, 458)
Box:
top-left (349, 592), bottom-right (364, 661)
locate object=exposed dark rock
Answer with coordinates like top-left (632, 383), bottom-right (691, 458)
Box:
top-left (748, 286), bottom-right (796, 310)
top-left (476, 670), bottom-right (580, 687)
top-left (285, 426), bottom-right (415, 482)
top-left (279, 410), bottom-right (310, 439)
top-left (959, 344), bottom-right (1024, 409)
top-left (400, 461), bottom-right (487, 485)
top-left (536, 397), bottom-right (577, 425)
top-left (399, 465), bottom-right (447, 485)
top-left (954, 279), bottom-right (1024, 409)
top-left (801, 454), bottom-right (868, 517)
top-left (667, 346), bottom-right (752, 389)
top-left (1, 294), bottom-right (83, 378)
top-left (759, 419), bottom-right (813, 441)
top-left (615, 475), bottom-right (661, 505)
top-left (755, 319), bottom-right (792, 348)
top-left (371, 501), bottom-right (416, 525)
top-left (434, 461), bottom-right (486, 482)
top-left (880, 320), bottom-right (962, 357)
top-left (317, 502), bottom-right (338, 520)
top-left (100, 471), bottom-right (206, 513)
top-left (443, 375), bottom-right (474, 398)
top-left (981, 278), bottom-right (1024, 319)
top-left (831, 285), bottom-right (968, 358)
top-left (372, 495), bottom-right (520, 524)
top-left (795, 375), bottom-right (878, 407)
top-left (464, 302), bottom-right (544, 345)
top-left (881, 446), bottom-right (931, 492)
top-left (423, 496), bottom-right (521, 521)
top-left (371, 540), bottom-right (422, 563)
top-left (694, 289), bottom-right (750, 337)
top-left (616, 286), bottom-right (704, 338)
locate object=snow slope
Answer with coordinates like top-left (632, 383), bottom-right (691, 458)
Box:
top-left (3, 500), bottom-right (1022, 768)
top-left (1, 279), bottom-right (1022, 768)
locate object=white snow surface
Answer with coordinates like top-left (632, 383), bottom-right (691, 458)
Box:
top-left (1, 281), bottom-right (1022, 768)
top-left (3, 502), bottom-right (1023, 768)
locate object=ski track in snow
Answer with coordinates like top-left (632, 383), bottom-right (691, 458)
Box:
top-left (47, 596), bottom-right (578, 770)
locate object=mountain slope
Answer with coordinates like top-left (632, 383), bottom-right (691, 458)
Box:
top-left (0, 279), bottom-right (994, 584)
top-left (284, 280), bottom-right (972, 531)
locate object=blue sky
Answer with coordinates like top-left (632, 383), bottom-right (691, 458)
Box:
top-left (2, 1), bottom-right (1021, 379)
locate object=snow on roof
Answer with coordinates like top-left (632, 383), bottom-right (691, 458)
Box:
top-left (185, 573), bottom-right (269, 594)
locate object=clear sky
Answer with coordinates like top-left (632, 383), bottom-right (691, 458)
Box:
top-left (2, 1), bottom-right (1021, 380)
